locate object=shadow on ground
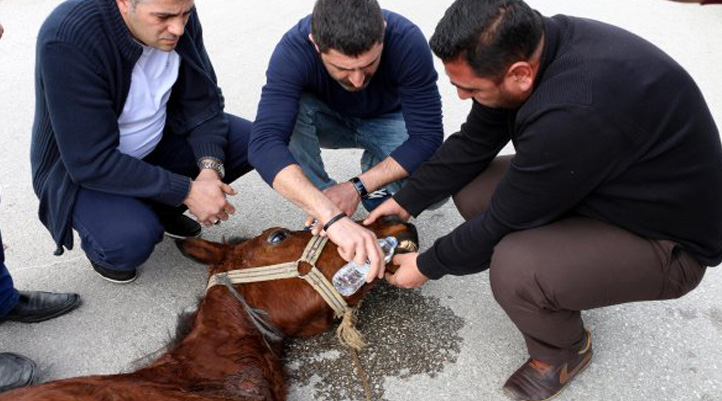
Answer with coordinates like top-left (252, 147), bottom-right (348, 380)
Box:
top-left (284, 281), bottom-right (466, 400)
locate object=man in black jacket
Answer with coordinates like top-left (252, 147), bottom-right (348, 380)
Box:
top-left (366, 0), bottom-right (722, 399)
top-left (32, 0), bottom-right (253, 283)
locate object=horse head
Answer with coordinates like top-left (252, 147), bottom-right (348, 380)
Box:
top-left (177, 216), bottom-right (418, 338)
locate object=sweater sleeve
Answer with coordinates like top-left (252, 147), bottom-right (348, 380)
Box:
top-left (387, 26), bottom-right (444, 174)
top-left (41, 42), bottom-right (190, 206)
top-left (177, 10), bottom-right (227, 163)
top-left (248, 39), bottom-right (309, 185)
top-left (416, 106), bottom-right (634, 279)
top-left (394, 101), bottom-right (512, 215)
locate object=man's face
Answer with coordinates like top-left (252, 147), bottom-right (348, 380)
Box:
top-left (444, 57), bottom-right (528, 109)
top-left (318, 42), bottom-right (384, 92)
top-left (116, 0), bottom-right (195, 52)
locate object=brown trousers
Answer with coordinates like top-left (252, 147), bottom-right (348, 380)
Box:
top-left (454, 156), bottom-right (706, 363)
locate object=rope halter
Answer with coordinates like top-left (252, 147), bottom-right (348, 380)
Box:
top-left (206, 235), bottom-right (365, 350)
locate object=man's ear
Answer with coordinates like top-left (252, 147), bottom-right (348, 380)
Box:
top-left (308, 33), bottom-right (321, 54)
top-left (116, 0), bottom-right (131, 14)
top-left (506, 61), bottom-right (535, 93)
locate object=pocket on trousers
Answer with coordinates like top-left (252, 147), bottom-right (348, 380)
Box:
top-left (659, 240), bottom-right (706, 300)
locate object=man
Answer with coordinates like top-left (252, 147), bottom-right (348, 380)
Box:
top-left (32, 0), bottom-right (253, 283)
top-left (366, 0), bottom-right (722, 399)
top-left (2, 20), bottom-right (82, 395)
top-left (249, 0), bottom-right (443, 273)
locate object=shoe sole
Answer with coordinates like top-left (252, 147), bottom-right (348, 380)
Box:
top-left (163, 230), bottom-right (202, 240)
top-left (502, 352), bottom-right (594, 401)
top-left (7, 295), bottom-right (83, 324)
top-left (93, 270), bottom-right (138, 284)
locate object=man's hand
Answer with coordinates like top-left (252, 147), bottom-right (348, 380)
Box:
top-left (363, 197), bottom-right (411, 225)
top-left (385, 252), bottom-right (429, 288)
top-left (184, 169), bottom-right (236, 226)
top-left (323, 181), bottom-right (362, 217)
top-left (304, 181), bottom-right (362, 228)
top-left (324, 216), bottom-right (385, 282)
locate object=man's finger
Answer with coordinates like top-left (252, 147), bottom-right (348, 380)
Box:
top-left (221, 184), bottom-right (236, 196)
top-left (363, 208), bottom-right (380, 226)
top-left (384, 271), bottom-right (398, 286)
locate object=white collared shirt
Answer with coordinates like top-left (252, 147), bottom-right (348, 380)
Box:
top-left (117, 45), bottom-right (180, 159)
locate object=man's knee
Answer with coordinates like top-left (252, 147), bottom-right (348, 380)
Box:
top-left (83, 221), bottom-right (163, 270)
top-left (489, 233), bottom-right (544, 310)
top-left (452, 189), bottom-right (480, 221)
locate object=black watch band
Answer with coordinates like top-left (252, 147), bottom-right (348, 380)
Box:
top-left (349, 177), bottom-right (368, 198)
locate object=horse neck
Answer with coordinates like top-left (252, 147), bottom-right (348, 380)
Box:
top-left (141, 287), bottom-right (284, 386)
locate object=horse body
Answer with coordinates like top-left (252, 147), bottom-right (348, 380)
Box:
top-left (1, 218), bottom-right (417, 400)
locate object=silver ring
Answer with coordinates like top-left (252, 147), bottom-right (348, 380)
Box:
top-left (213, 219), bottom-right (220, 225)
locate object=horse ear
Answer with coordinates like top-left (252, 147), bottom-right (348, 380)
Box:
top-left (176, 238), bottom-right (227, 265)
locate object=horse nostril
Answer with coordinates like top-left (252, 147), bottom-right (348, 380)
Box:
top-left (267, 229), bottom-right (291, 245)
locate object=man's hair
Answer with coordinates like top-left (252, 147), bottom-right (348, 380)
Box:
top-left (429, 0), bottom-right (543, 80)
top-left (311, 0), bottom-right (385, 56)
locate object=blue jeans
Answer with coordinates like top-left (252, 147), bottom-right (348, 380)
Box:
top-left (289, 93), bottom-right (409, 193)
top-left (71, 113), bottom-right (253, 272)
top-left (0, 227), bottom-right (20, 317)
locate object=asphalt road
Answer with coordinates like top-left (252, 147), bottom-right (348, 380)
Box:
top-left (0, 0), bottom-right (720, 400)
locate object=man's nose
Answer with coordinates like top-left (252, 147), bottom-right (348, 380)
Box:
top-left (168, 19), bottom-right (185, 37)
top-left (349, 70), bottom-right (365, 88)
top-left (457, 87), bottom-right (472, 100)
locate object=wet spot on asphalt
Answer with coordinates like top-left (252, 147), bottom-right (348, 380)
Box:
top-left (284, 281), bottom-right (466, 401)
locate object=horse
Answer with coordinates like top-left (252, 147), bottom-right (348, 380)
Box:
top-left (0, 216), bottom-right (418, 401)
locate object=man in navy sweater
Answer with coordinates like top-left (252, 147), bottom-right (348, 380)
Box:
top-left (367, 0), bottom-right (722, 399)
top-left (249, 0), bottom-right (443, 274)
top-left (32, 0), bottom-right (253, 283)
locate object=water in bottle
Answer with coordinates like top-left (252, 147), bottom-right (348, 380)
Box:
top-left (332, 236), bottom-right (398, 296)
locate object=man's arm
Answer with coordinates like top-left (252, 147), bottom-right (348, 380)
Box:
top-left (171, 10), bottom-right (227, 164)
top-left (384, 23), bottom-right (444, 179)
top-left (415, 107), bottom-right (635, 280)
top-left (273, 165), bottom-right (385, 277)
top-left (393, 101), bottom-right (514, 216)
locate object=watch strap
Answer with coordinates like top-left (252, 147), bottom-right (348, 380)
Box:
top-left (348, 177), bottom-right (368, 198)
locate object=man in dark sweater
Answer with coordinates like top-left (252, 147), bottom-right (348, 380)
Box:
top-left (366, 0), bottom-right (722, 399)
top-left (249, 0), bottom-right (443, 274)
top-left (32, 0), bottom-right (253, 283)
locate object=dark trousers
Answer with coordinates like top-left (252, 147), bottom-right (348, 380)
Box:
top-left (0, 227), bottom-right (20, 317)
top-left (453, 156), bottom-right (706, 363)
top-left (71, 114), bottom-right (253, 271)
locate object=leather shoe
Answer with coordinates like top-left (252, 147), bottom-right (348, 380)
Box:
top-left (0, 353), bottom-right (36, 393)
top-left (0, 291), bottom-right (81, 324)
top-left (503, 329), bottom-right (593, 401)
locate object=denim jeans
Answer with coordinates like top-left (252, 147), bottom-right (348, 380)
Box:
top-left (288, 93), bottom-right (409, 194)
top-left (71, 113), bottom-right (253, 271)
top-left (0, 227), bottom-right (20, 317)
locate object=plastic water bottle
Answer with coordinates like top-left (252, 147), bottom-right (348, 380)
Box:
top-left (332, 236), bottom-right (399, 296)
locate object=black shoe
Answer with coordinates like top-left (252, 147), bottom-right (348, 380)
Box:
top-left (0, 291), bottom-right (81, 324)
top-left (91, 261), bottom-right (137, 284)
top-left (160, 214), bottom-right (201, 239)
top-left (362, 189), bottom-right (392, 212)
top-left (0, 353), bottom-right (36, 393)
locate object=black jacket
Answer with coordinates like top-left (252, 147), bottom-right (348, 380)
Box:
top-left (395, 15), bottom-right (722, 279)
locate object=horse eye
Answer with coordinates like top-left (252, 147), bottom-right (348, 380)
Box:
top-left (267, 229), bottom-right (290, 245)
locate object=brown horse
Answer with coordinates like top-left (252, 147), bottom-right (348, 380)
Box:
top-left (0, 217), bottom-right (417, 401)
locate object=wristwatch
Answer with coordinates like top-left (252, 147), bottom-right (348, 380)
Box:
top-left (348, 176), bottom-right (368, 198)
top-left (198, 158), bottom-right (225, 179)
